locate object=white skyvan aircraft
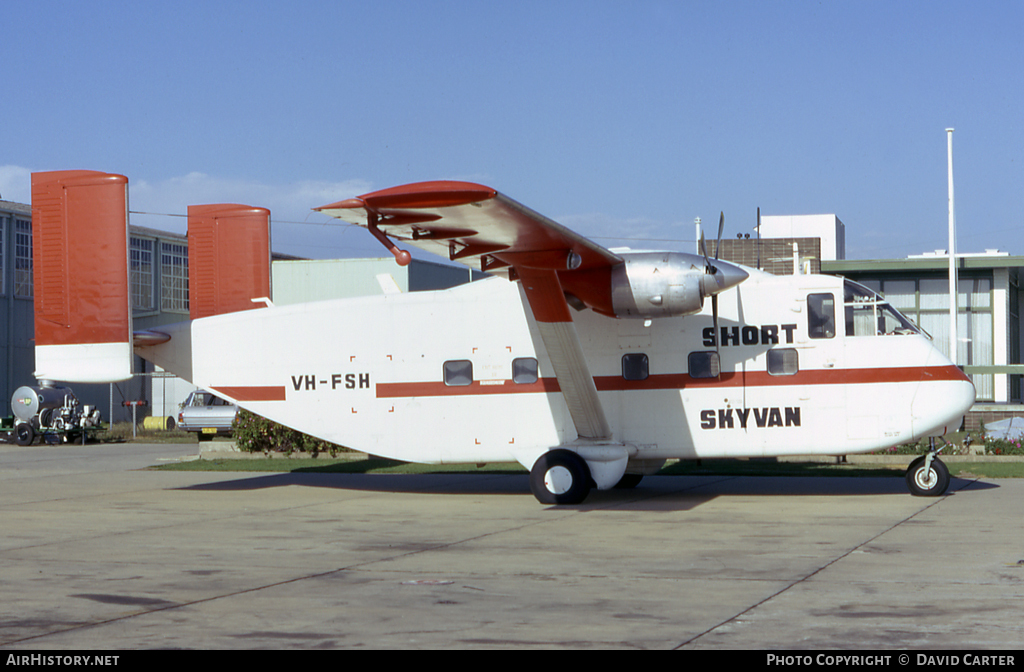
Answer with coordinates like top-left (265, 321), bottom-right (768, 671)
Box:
top-left (31, 171), bottom-right (975, 504)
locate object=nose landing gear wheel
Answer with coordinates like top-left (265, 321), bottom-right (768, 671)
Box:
top-left (906, 454), bottom-right (950, 497)
top-left (530, 449), bottom-right (592, 505)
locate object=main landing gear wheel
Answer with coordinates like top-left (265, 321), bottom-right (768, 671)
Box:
top-left (530, 449), bottom-right (592, 505)
top-left (906, 455), bottom-right (950, 497)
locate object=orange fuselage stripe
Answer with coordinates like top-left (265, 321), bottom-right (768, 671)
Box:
top-left (215, 366), bottom-right (968, 402)
top-left (374, 365), bottom-right (969, 398)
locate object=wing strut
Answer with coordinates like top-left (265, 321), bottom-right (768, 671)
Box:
top-left (516, 267), bottom-right (611, 441)
top-left (366, 211), bottom-right (412, 266)
top-left (316, 181), bottom-right (634, 489)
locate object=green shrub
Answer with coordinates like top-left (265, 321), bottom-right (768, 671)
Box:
top-left (231, 409), bottom-right (348, 455)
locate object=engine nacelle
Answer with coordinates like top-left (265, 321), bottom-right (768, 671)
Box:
top-left (609, 251), bottom-right (749, 319)
top-left (610, 252), bottom-right (707, 319)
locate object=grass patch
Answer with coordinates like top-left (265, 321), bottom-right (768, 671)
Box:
top-left (95, 422), bottom-right (198, 444)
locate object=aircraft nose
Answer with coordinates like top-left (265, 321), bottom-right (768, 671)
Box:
top-left (911, 348), bottom-right (977, 439)
top-left (913, 376), bottom-right (975, 438)
top-left (701, 259), bottom-right (749, 298)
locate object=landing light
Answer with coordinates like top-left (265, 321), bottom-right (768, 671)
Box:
top-left (567, 250), bottom-right (582, 270)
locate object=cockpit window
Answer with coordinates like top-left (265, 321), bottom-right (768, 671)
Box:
top-left (844, 280), bottom-right (922, 337)
top-left (808, 294), bottom-right (836, 339)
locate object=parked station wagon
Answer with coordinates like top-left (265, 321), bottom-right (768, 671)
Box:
top-left (177, 390), bottom-right (238, 440)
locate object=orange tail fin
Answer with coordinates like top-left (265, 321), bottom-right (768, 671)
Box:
top-left (31, 170), bottom-right (132, 382)
top-left (187, 204), bottom-right (271, 320)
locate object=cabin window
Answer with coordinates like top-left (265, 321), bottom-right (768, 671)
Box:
top-left (621, 353), bottom-right (649, 381)
top-left (512, 357), bottom-right (539, 384)
top-left (688, 351), bottom-right (721, 379)
top-left (443, 360), bottom-right (473, 386)
top-left (767, 348), bottom-right (799, 376)
top-left (808, 293), bottom-right (836, 339)
top-left (844, 280), bottom-right (922, 337)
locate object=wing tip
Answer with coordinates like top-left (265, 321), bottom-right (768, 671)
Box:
top-left (313, 197), bottom-right (365, 212)
top-left (324, 181), bottom-right (497, 212)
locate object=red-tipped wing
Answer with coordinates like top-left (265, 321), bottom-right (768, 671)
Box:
top-left (315, 180), bottom-right (621, 277)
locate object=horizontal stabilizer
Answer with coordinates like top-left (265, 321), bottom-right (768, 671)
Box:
top-left (187, 204), bottom-right (271, 320)
top-left (31, 170), bottom-right (132, 383)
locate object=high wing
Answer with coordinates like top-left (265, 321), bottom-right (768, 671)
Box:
top-left (314, 181), bottom-right (623, 317)
top-left (316, 181), bottom-right (618, 442)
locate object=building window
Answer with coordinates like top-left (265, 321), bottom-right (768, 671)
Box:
top-left (14, 219), bottom-right (32, 298)
top-left (130, 237), bottom-right (154, 311)
top-left (161, 242), bottom-right (189, 312)
top-left (920, 277), bottom-right (993, 401)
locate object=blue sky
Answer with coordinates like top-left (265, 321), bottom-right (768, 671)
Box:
top-left (3, 0), bottom-right (1022, 263)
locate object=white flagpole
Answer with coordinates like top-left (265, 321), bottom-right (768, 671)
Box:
top-left (947, 128), bottom-right (958, 364)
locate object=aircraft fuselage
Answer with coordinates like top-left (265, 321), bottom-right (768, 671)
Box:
top-left (137, 267), bottom-right (975, 475)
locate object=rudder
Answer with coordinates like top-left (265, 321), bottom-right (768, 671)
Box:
top-left (187, 204), bottom-right (271, 320)
top-left (31, 170), bottom-right (132, 383)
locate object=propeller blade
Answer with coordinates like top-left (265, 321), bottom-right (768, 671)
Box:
top-left (699, 230), bottom-right (715, 276)
top-left (712, 293), bottom-right (720, 362)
